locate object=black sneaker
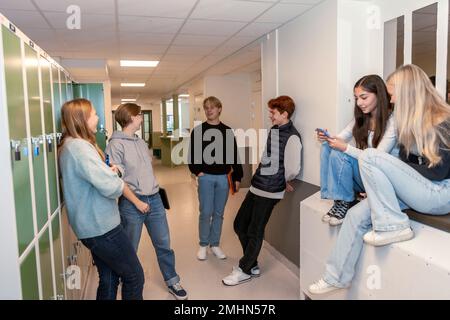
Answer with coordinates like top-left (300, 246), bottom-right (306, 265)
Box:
top-left (329, 201), bottom-right (352, 226)
top-left (168, 282), bottom-right (188, 300)
top-left (322, 200), bottom-right (340, 222)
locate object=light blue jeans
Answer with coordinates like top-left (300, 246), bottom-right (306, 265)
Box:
top-left (323, 148), bottom-right (450, 287)
top-left (320, 142), bottom-right (364, 202)
top-left (198, 173), bottom-right (229, 247)
top-left (119, 193), bottom-right (180, 287)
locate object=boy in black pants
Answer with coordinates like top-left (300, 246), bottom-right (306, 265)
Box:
top-left (222, 96), bottom-right (302, 286)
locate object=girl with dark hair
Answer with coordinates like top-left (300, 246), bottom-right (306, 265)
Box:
top-left (319, 75), bottom-right (398, 226)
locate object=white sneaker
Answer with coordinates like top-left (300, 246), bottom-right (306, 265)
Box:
top-left (222, 267), bottom-right (252, 286)
top-left (197, 246), bottom-right (207, 261)
top-left (308, 278), bottom-right (341, 295)
top-left (250, 266), bottom-right (260, 277)
top-left (211, 246), bottom-right (227, 259)
top-left (363, 228), bottom-right (414, 247)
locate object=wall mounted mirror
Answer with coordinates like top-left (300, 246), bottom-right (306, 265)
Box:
top-left (384, 16), bottom-right (404, 78)
top-left (412, 3), bottom-right (438, 80)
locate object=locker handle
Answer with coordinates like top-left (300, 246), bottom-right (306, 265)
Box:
top-left (10, 140), bottom-right (21, 161)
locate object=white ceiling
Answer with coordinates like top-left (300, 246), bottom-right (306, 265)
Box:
top-left (0, 0), bottom-right (323, 104)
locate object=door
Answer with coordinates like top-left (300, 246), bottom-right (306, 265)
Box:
top-left (141, 110), bottom-right (152, 148)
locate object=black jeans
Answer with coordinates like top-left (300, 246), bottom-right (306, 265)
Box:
top-left (81, 225), bottom-right (145, 300)
top-left (233, 192), bottom-right (280, 274)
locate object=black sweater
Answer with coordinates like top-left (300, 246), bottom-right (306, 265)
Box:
top-left (399, 144), bottom-right (450, 181)
top-left (188, 122), bottom-right (243, 182)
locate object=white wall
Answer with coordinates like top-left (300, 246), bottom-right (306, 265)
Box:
top-left (262, 0), bottom-right (338, 185)
top-left (204, 73), bottom-right (253, 132)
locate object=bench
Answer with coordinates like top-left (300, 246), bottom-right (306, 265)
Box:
top-left (300, 192), bottom-right (450, 300)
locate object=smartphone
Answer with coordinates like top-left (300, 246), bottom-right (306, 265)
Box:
top-left (316, 128), bottom-right (331, 138)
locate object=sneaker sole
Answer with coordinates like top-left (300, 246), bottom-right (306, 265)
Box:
top-left (251, 273), bottom-right (260, 278)
top-left (169, 290), bottom-right (189, 300)
top-left (329, 219), bottom-right (344, 226)
top-left (222, 277), bottom-right (252, 286)
top-left (365, 231), bottom-right (414, 247)
top-left (322, 216), bottom-right (331, 223)
top-left (197, 256), bottom-right (207, 261)
top-left (307, 286), bottom-right (344, 295)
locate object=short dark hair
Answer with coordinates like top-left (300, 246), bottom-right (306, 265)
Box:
top-left (115, 103), bottom-right (141, 128)
top-left (268, 96), bottom-right (295, 119)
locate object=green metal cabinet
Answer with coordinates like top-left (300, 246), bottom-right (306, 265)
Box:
top-left (20, 248), bottom-right (39, 300)
top-left (0, 17), bottom-right (95, 300)
top-left (24, 43), bottom-right (49, 232)
top-left (38, 229), bottom-right (54, 300)
top-left (2, 25), bottom-right (34, 256)
top-left (73, 83), bottom-right (107, 150)
top-left (52, 214), bottom-right (65, 298)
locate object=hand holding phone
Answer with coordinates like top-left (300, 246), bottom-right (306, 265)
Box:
top-left (316, 128), bottom-right (331, 138)
top-left (316, 128), bottom-right (331, 142)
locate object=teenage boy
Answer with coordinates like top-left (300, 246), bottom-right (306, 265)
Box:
top-left (222, 96), bottom-right (302, 286)
top-left (188, 96), bottom-right (244, 261)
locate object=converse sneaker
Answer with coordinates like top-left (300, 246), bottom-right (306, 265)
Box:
top-left (308, 278), bottom-right (341, 295)
top-left (363, 228), bottom-right (414, 247)
top-left (329, 201), bottom-right (352, 226)
top-left (250, 266), bottom-right (260, 277)
top-left (322, 201), bottom-right (339, 223)
top-left (168, 282), bottom-right (188, 300)
top-left (197, 246), bottom-right (207, 261)
top-left (211, 246), bottom-right (227, 260)
top-left (222, 267), bottom-right (252, 286)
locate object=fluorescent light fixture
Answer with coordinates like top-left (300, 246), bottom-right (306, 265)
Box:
top-left (120, 60), bottom-right (159, 67)
top-left (121, 98), bottom-right (137, 102)
top-left (121, 83), bottom-right (146, 87)
top-left (179, 94), bottom-right (190, 98)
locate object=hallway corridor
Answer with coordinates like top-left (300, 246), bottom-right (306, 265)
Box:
top-left (84, 161), bottom-right (300, 300)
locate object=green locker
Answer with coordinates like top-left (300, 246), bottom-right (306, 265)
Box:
top-left (41, 57), bottom-right (59, 214)
top-left (38, 228), bottom-right (54, 300)
top-left (52, 214), bottom-right (65, 299)
top-left (51, 65), bottom-right (62, 134)
top-left (24, 44), bottom-right (49, 232)
top-left (73, 83), bottom-right (107, 150)
top-left (2, 25), bottom-right (34, 255)
top-left (20, 248), bottom-right (40, 300)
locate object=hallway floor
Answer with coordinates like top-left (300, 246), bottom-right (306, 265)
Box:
top-left (84, 161), bottom-right (300, 300)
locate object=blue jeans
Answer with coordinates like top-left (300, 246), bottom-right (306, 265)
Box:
top-left (323, 149), bottom-right (450, 287)
top-left (359, 148), bottom-right (450, 231)
top-left (119, 193), bottom-right (180, 287)
top-left (81, 225), bottom-right (144, 300)
top-left (198, 173), bottom-right (229, 247)
top-left (320, 143), bottom-right (364, 202)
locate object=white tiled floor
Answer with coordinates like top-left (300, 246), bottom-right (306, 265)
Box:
top-left (84, 161), bottom-right (300, 300)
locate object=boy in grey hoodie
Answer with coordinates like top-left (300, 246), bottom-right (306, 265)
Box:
top-left (105, 103), bottom-right (188, 300)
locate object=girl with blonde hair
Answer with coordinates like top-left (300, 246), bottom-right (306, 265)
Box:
top-left (58, 98), bottom-right (146, 300)
top-left (309, 65), bottom-right (450, 295)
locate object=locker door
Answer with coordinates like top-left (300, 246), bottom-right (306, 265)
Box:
top-left (2, 25), bottom-right (34, 255)
top-left (52, 214), bottom-right (65, 299)
top-left (24, 43), bottom-right (48, 232)
top-left (41, 57), bottom-right (59, 214)
top-left (38, 228), bottom-right (54, 300)
top-left (51, 65), bottom-right (62, 134)
top-left (20, 248), bottom-right (39, 300)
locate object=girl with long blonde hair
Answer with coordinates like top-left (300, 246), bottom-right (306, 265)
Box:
top-left (309, 65), bottom-right (450, 295)
top-left (58, 98), bottom-right (146, 300)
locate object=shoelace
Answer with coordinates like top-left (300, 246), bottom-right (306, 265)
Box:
top-left (172, 283), bottom-right (183, 291)
top-left (327, 201), bottom-right (341, 216)
top-left (333, 201), bottom-right (351, 219)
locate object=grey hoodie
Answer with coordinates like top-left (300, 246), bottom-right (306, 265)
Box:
top-left (105, 131), bottom-right (159, 196)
